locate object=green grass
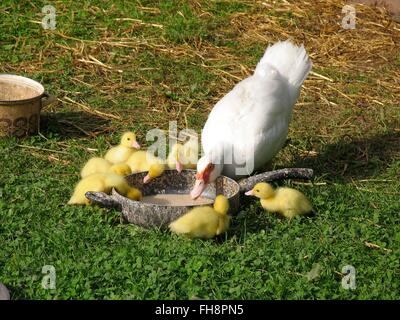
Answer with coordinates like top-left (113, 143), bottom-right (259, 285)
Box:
top-left (0, 0), bottom-right (399, 299)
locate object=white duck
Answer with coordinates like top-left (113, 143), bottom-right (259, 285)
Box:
top-left (191, 40), bottom-right (312, 199)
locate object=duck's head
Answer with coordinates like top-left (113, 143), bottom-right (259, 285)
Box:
top-left (126, 187), bottom-right (143, 201)
top-left (121, 132), bottom-right (141, 149)
top-left (190, 155), bottom-right (223, 199)
top-left (143, 163), bottom-right (165, 184)
top-left (109, 163), bottom-right (132, 176)
top-left (213, 195), bottom-right (229, 215)
top-left (245, 182), bottom-right (275, 199)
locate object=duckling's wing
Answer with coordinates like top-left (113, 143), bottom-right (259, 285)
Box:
top-left (275, 188), bottom-right (297, 208)
top-left (278, 188), bottom-right (312, 215)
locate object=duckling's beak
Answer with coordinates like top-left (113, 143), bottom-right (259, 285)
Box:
top-left (132, 141), bottom-right (141, 149)
top-left (143, 174), bottom-right (152, 184)
top-left (176, 161), bottom-right (184, 173)
top-left (245, 190), bottom-right (254, 196)
top-left (190, 179), bottom-right (206, 200)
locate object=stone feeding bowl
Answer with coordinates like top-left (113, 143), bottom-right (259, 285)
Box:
top-left (85, 168), bottom-right (313, 229)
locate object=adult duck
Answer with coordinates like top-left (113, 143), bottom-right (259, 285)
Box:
top-left (191, 40), bottom-right (312, 199)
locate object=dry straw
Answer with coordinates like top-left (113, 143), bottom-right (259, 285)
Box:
top-left (2, 0), bottom-right (399, 138)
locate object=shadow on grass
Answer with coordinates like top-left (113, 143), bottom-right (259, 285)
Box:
top-left (292, 132), bottom-right (400, 180)
top-left (40, 111), bottom-right (112, 139)
top-left (218, 195), bottom-right (270, 242)
top-left (224, 132), bottom-right (400, 237)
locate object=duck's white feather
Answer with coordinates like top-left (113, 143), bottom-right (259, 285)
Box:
top-left (201, 40), bottom-right (312, 179)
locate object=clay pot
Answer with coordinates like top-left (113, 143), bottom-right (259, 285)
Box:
top-left (0, 74), bottom-right (55, 138)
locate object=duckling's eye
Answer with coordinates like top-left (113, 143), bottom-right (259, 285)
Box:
top-left (127, 138), bottom-right (131, 141)
top-left (255, 189), bottom-right (260, 192)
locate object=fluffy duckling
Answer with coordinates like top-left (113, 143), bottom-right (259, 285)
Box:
top-left (68, 173), bottom-right (142, 205)
top-left (81, 158), bottom-right (132, 178)
top-left (169, 195), bottom-right (230, 239)
top-left (104, 132), bottom-right (140, 164)
top-left (125, 150), bottom-right (165, 184)
top-left (167, 141), bottom-right (198, 172)
top-left (245, 182), bottom-right (313, 219)
top-left (81, 157), bottom-right (112, 178)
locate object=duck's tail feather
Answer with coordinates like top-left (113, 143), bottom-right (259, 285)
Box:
top-left (255, 40), bottom-right (312, 91)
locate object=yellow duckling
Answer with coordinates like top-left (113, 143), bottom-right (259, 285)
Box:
top-left (68, 173), bottom-right (142, 205)
top-left (104, 132), bottom-right (140, 164)
top-left (81, 158), bottom-right (132, 178)
top-left (109, 163), bottom-right (132, 176)
top-left (167, 141), bottom-right (198, 172)
top-left (81, 157), bottom-right (113, 178)
top-left (169, 195), bottom-right (230, 239)
top-left (125, 150), bottom-right (165, 184)
top-left (245, 182), bottom-right (313, 219)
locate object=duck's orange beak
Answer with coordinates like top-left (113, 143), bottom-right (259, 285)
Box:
top-left (245, 190), bottom-right (254, 196)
